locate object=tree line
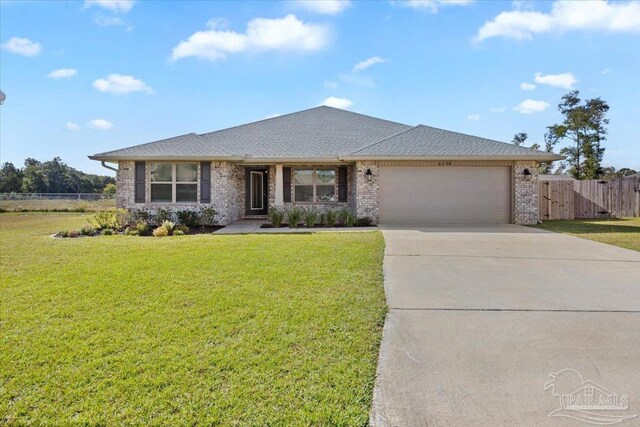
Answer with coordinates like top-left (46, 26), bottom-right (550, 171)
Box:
top-left (512, 90), bottom-right (636, 180)
top-left (0, 157), bottom-right (116, 193)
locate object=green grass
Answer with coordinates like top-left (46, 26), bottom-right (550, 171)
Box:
top-left (0, 213), bottom-right (386, 425)
top-left (531, 218), bottom-right (640, 252)
top-left (0, 198), bottom-right (115, 212)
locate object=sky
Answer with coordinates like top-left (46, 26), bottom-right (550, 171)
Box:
top-left (1, 0), bottom-right (639, 176)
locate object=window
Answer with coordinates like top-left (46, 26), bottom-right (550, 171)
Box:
top-left (293, 168), bottom-right (336, 202)
top-left (150, 162), bottom-right (198, 203)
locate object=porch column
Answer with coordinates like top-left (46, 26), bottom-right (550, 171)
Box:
top-left (275, 164), bottom-right (284, 206)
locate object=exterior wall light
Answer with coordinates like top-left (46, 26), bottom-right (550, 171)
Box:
top-left (365, 168), bottom-right (373, 182)
top-left (523, 168), bottom-right (532, 181)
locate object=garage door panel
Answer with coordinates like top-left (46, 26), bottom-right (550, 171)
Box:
top-left (379, 166), bottom-right (511, 225)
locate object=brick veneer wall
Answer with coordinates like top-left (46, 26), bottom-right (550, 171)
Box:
top-left (116, 160), bottom-right (243, 225)
top-left (513, 160), bottom-right (539, 225)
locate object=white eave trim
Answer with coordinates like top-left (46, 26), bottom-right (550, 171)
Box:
top-left (340, 154), bottom-right (565, 161)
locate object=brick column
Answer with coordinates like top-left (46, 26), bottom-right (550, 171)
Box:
top-left (513, 161), bottom-right (538, 225)
top-left (354, 160), bottom-right (380, 223)
top-left (116, 160), bottom-right (135, 209)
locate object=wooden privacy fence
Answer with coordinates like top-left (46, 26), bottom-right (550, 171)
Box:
top-left (539, 175), bottom-right (640, 220)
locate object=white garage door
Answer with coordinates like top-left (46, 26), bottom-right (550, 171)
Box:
top-left (379, 166), bottom-right (511, 225)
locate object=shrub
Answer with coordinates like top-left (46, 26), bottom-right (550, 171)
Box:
top-left (154, 208), bottom-right (174, 225)
top-left (152, 226), bottom-right (169, 237)
top-left (355, 217), bottom-right (373, 227)
top-left (135, 221), bottom-right (151, 236)
top-left (131, 209), bottom-right (152, 223)
top-left (286, 207), bottom-right (303, 229)
top-left (161, 220), bottom-right (175, 234)
top-left (102, 228), bottom-right (114, 236)
top-left (57, 230), bottom-right (69, 238)
top-left (175, 224), bottom-right (189, 234)
top-left (340, 209), bottom-right (355, 227)
top-left (80, 225), bottom-right (95, 236)
top-left (67, 230), bottom-right (80, 238)
top-left (124, 227), bottom-right (139, 236)
top-left (177, 210), bottom-right (200, 228)
top-left (114, 209), bottom-right (134, 230)
top-left (91, 211), bottom-right (117, 229)
top-left (199, 206), bottom-right (217, 227)
top-left (268, 207), bottom-right (285, 228)
top-left (325, 210), bottom-right (338, 227)
top-left (303, 208), bottom-right (318, 228)
top-left (319, 212), bottom-right (326, 226)
top-left (173, 230), bottom-right (185, 236)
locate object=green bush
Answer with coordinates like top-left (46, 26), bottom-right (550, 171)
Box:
top-left (102, 228), bottom-right (114, 236)
top-left (114, 209), bottom-right (134, 230)
top-left (152, 226), bottom-right (169, 237)
top-left (154, 208), bottom-right (174, 225)
top-left (355, 217), bottom-right (373, 227)
top-left (173, 230), bottom-right (185, 236)
top-left (131, 209), bottom-right (152, 223)
top-left (161, 220), bottom-right (175, 234)
top-left (135, 221), bottom-right (151, 236)
top-left (199, 206), bottom-right (217, 226)
top-left (268, 207), bottom-right (285, 228)
top-left (90, 211), bottom-right (117, 229)
top-left (340, 209), bottom-right (355, 227)
top-left (177, 210), bottom-right (200, 227)
top-left (175, 224), bottom-right (190, 234)
top-left (303, 208), bottom-right (318, 228)
top-left (124, 227), bottom-right (139, 236)
top-left (57, 230), bottom-right (69, 238)
top-left (286, 207), bottom-right (303, 229)
top-left (325, 210), bottom-right (338, 227)
top-left (80, 225), bottom-right (95, 236)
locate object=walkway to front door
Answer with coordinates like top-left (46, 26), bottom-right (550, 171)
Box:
top-left (245, 168), bottom-right (268, 216)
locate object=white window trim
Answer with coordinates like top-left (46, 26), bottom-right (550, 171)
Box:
top-left (150, 162), bottom-right (198, 203)
top-left (293, 168), bottom-right (337, 203)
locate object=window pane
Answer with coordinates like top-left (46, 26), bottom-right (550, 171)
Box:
top-left (151, 183), bottom-right (172, 202)
top-left (316, 185), bottom-right (336, 202)
top-left (176, 163), bottom-right (197, 182)
top-left (294, 186), bottom-right (313, 202)
top-left (176, 184), bottom-right (197, 202)
top-left (316, 169), bottom-right (336, 185)
top-left (293, 169), bottom-right (313, 185)
top-left (150, 163), bottom-right (172, 182)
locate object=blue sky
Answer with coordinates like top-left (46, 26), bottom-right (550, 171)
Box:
top-left (1, 0), bottom-right (639, 176)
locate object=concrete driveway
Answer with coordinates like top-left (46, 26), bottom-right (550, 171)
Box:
top-left (371, 225), bottom-right (640, 426)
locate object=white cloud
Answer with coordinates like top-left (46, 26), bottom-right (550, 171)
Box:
top-left (513, 99), bottom-right (550, 114)
top-left (65, 122), bottom-right (80, 131)
top-left (321, 96), bottom-right (353, 109)
top-left (324, 80), bottom-right (339, 89)
top-left (490, 106), bottom-right (507, 113)
top-left (520, 82), bottom-right (536, 91)
top-left (601, 68), bottom-right (614, 75)
top-left (171, 14), bottom-right (329, 61)
top-left (534, 72), bottom-right (577, 89)
top-left (397, 0), bottom-right (474, 13)
top-left (295, 0), bottom-right (350, 15)
top-left (48, 68), bottom-right (77, 79)
top-left (466, 114), bottom-right (480, 121)
top-left (475, 0), bottom-right (640, 42)
top-left (87, 119), bottom-right (113, 130)
top-left (92, 74), bottom-right (154, 95)
top-left (353, 56), bottom-right (387, 73)
top-left (1, 37), bottom-right (42, 57)
top-left (85, 0), bottom-right (135, 13)
top-left (93, 15), bottom-right (134, 31)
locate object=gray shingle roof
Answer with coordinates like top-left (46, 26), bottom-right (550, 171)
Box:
top-left (90, 106), bottom-right (562, 161)
top-left (350, 125), bottom-right (560, 159)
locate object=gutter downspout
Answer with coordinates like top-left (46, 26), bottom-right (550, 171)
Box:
top-left (100, 161), bottom-right (118, 172)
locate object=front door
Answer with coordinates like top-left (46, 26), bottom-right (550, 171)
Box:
top-left (245, 168), bottom-right (268, 215)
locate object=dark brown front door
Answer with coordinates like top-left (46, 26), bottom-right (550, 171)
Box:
top-left (245, 168), bottom-right (268, 215)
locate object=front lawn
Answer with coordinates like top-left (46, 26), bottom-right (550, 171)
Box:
top-left (0, 213), bottom-right (386, 425)
top-left (531, 218), bottom-right (640, 252)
